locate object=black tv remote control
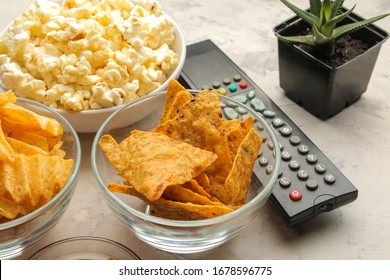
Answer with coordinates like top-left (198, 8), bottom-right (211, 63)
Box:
top-left (178, 39), bottom-right (358, 226)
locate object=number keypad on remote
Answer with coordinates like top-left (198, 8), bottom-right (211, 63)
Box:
top-left (179, 39), bottom-right (358, 226)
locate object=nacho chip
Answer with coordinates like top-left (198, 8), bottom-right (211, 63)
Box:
top-left (102, 131), bottom-right (217, 201)
top-left (162, 184), bottom-right (221, 206)
top-left (224, 128), bottom-right (262, 205)
top-left (160, 79), bottom-right (187, 123)
top-left (149, 198), bottom-right (233, 220)
top-left (160, 90), bottom-right (192, 123)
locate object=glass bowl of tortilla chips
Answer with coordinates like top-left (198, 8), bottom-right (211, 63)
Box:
top-left (0, 91), bottom-right (81, 259)
top-left (91, 80), bottom-right (281, 254)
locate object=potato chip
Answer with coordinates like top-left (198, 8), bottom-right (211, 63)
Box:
top-left (0, 90), bottom-right (16, 107)
top-left (0, 102), bottom-right (63, 138)
top-left (0, 197), bottom-right (25, 220)
top-left (100, 130), bottom-right (217, 201)
top-left (0, 121), bottom-right (15, 161)
top-left (0, 90), bottom-right (74, 220)
top-left (6, 137), bottom-right (48, 156)
top-left (0, 154), bottom-right (74, 211)
top-left (224, 128), bottom-right (262, 205)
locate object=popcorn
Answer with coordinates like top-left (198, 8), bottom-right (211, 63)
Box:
top-left (0, 0), bottom-right (179, 111)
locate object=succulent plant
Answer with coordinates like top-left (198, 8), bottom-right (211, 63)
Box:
top-left (277, 0), bottom-right (389, 57)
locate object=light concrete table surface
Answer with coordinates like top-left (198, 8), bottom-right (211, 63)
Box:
top-left (1, 0), bottom-right (389, 260)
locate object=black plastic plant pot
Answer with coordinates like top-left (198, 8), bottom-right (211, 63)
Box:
top-left (274, 11), bottom-right (389, 120)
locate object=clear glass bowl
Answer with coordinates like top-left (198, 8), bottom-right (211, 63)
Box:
top-left (0, 97), bottom-right (81, 260)
top-left (29, 236), bottom-right (140, 260)
top-left (91, 91), bottom-right (281, 254)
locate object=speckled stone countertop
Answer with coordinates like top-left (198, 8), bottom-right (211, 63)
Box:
top-left (1, 0), bottom-right (390, 260)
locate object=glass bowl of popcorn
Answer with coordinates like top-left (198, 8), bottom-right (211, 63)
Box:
top-left (0, 0), bottom-right (186, 133)
top-left (91, 86), bottom-right (281, 254)
top-left (0, 95), bottom-right (81, 260)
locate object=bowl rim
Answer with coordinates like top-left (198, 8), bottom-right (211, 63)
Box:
top-left (29, 235), bottom-right (141, 260)
top-left (91, 90), bottom-right (281, 227)
top-left (0, 97), bottom-right (82, 230)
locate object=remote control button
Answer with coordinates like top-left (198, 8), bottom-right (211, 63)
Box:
top-left (259, 156), bottom-right (268, 166)
top-left (237, 107), bottom-right (248, 115)
top-left (223, 78), bottom-right (231, 85)
top-left (202, 85), bottom-right (210, 90)
top-left (315, 163), bottom-right (327, 174)
top-left (233, 95), bottom-right (247, 104)
top-left (278, 142), bottom-right (284, 151)
top-left (289, 160), bottom-right (300, 171)
top-left (272, 118), bottom-right (285, 128)
top-left (289, 135), bottom-right (301, 146)
top-left (306, 179), bottom-right (318, 191)
top-left (256, 122), bottom-right (264, 131)
top-left (298, 144), bottom-right (309, 155)
top-left (229, 84), bottom-right (237, 92)
top-left (223, 107), bottom-right (239, 120)
top-left (297, 169), bottom-right (309, 180)
top-left (258, 130), bottom-right (268, 142)
top-left (212, 81), bottom-right (221, 88)
top-left (239, 81), bottom-right (248, 89)
top-left (250, 98), bottom-right (266, 112)
top-left (266, 165), bottom-right (273, 174)
top-left (233, 74), bottom-right (241, 82)
top-left (279, 125), bottom-right (292, 137)
top-left (279, 177), bottom-right (291, 188)
top-left (247, 90), bottom-right (256, 99)
top-left (290, 190), bottom-right (302, 201)
top-left (324, 174), bottom-right (336, 184)
top-left (263, 110), bottom-right (275, 118)
top-left (218, 88), bottom-right (227, 95)
top-left (268, 141), bottom-right (274, 150)
top-left (226, 100), bottom-right (238, 108)
top-left (306, 154), bottom-right (318, 164)
top-left (281, 150), bottom-right (292, 161)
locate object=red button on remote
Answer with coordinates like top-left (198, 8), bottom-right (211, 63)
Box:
top-left (290, 190), bottom-right (302, 201)
top-left (239, 81), bottom-right (248, 89)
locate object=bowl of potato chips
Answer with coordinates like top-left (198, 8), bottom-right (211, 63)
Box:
top-left (91, 80), bottom-right (281, 253)
top-left (0, 0), bottom-right (186, 133)
top-left (0, 90), bottom-right (81, 259)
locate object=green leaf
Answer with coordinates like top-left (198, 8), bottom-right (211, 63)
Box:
top-left (330, 0), bottom-right (345, 18)
top-left (276, 34), bottom-right (317, 46)
top-left (322, 4), bottom-right (356, 36)
top-left (313, 24), bottom-right (332, 45)
top-left (280, 0), bottom-right (321, 28)
top-left (309, 0), bottom-right (322, 17)
top-left (323, 0), bottom-right (332, 21)
top-left (333, 13), bottom-right (390, 39)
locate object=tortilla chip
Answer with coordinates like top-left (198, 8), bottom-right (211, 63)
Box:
top-left (107, 131), bottom-right (217, 201)
top-left (149, 198), bottom-right (233, 220)
top-left (224, 128), bottom-right (262, 205)
top-left (160, 90), bottom-right (192, 123)
top-left (160, 79), bottom-right (187, 123)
